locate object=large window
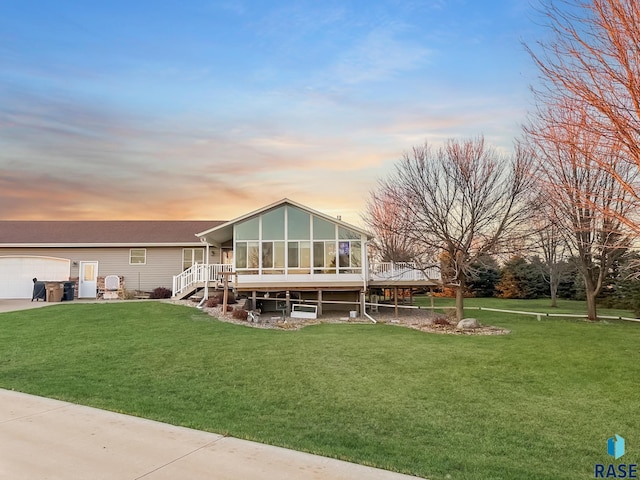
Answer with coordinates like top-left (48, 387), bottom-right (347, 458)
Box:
top-left (313, 216), bottom-right (335, 240)
top-left (262, 206), bottom-right (285, 240)
top-left (313, 241), bottom-right (336, 273)
top-left (262, 241), bottom-right (285, 274)
top-left (182, 248), bottom-right (204, 270)
top-left (236, 217), bottom-right (259, 240)
top-left (338, 241), bottom-right (361, 273)
top-left (288, 241), bottom-right (311, 273)
top-left (235, 241), bottom-right (259, 273)
top-left (287, 206), bottom-right (310, 239)
top-left (233, 205), bottom-right (362, 275)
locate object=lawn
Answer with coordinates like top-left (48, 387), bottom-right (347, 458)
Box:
top-left (0, 300), bottom-right (639, 480)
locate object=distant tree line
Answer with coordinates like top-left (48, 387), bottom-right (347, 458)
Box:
top-left (444, 253), bottom-right (640, 316)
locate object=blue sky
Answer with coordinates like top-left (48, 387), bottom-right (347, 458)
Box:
top-left (0, 0), bottom-right (544, 224)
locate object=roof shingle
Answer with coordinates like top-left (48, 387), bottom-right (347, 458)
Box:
top-left (0, 221), bottom-right (226, 245)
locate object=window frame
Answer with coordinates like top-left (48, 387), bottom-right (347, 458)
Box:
top-left (182, 248), bottom-right (205, 271)
top-left (129, 248), bottom-right (147, 265)
top-left (233, 206), bottom-right (363, 276)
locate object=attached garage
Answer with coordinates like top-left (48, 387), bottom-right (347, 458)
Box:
top-left (0, 256), bottom-right (71, 299)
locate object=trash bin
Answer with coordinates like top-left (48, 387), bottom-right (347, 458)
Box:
top-left (45, 282), bottom-right (63, 302)
top-left (32, 281), bottom-right (46, 301)
top-left (62, 281), bottom-right (75, 301)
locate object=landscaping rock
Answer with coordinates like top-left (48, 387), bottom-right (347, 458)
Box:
top-left (172, 300), bottom-right (510, 335)
top-left (457, 318), bottom-right (480, 330)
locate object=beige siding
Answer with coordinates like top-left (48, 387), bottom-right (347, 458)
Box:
top-left (0, 247), bottom-right (217, 292)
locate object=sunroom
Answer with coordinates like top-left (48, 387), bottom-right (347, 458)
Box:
top-left (195, 199), bottom-right (370, 291)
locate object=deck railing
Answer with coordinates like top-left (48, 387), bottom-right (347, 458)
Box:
top-left (368, 262), bottom-right (441, 282)
top-left (173, 262), bottom-right (441, 296)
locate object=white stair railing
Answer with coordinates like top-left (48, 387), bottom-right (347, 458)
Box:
top-left (172, 264), bottom-right (235, 297)
top-left (172, 264), bottom-right (206, 297)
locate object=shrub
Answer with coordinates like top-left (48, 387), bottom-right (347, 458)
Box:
top-left (232, 308), bottom-right (249, 321)
top-left (212, 291), bottom-right (236, 304)
top-left (205, 298), bottom-right (219, 308)
top-left (149, 287), bottom-right (172, 299)
top-left (433, 317), bottom-right (451, 326)
top-left (226, 305), bottom-right (234, 313)
top-left (122, 290), bottom-right (137, 300)
top-left (444, 309), bottom-right (458, 322)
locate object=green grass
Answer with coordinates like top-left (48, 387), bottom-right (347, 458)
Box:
top-left (413, 296), bottom-right (638, 320)
top-left (1, 300), bottom-right (639, 479)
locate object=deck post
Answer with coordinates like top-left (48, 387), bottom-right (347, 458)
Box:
top-left (285, 290), bottom-right (291, 317)
top-left (252, 290), bottom-right (257, 311)
top-left (203, 243), bottom-right (210, 300)
top-left (394, 286), bottom-right (398, 319)
top-left (317, 290), bottom-right (323, 316)
top-left (360, 289), bottom-right (366, 317)
top-left (220, 271), bottom-right (234, 316)
top-left (222, 273), bottom-right (229, 315)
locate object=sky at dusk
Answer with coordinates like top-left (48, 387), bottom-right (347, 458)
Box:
top-left (1, 0), bottom-right (546, 225)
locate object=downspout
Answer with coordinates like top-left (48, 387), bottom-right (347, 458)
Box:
top-left (204, 240), bottom-right (210, 300)
top-left (197, 238), bottom-right (210, 309)
top-left (362, 239), bottom-right (376, 323)
top-left (364, 311), bottom-right (377, 324)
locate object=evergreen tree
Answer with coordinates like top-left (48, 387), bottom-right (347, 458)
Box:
top-left (496, 256), bottom-right (546, 299)
top-left (467, 256), bottom-right (500, 297)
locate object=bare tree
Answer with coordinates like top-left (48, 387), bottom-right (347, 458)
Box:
top-left (363, 190), bottom-right (422, 263)
top-left (525, 99), bottom-right (636, 319)
top-left (530, 202), bottom-right (571, 307)
top-left (376, 137), bottom-right (534, 320)
top-left (526, 0), bottom-right (640, 232)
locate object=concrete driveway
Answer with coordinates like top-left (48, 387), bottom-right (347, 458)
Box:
top-left (0, 389), bottom-right (424, 480)
top-left (0, 299), bottom-right (59, 313)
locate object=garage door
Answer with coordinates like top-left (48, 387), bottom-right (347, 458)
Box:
top-left (0, 256), bottom-right (71, 299)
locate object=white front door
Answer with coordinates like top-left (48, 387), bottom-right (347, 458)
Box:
top-left (78, 261), bottom-right (98, 298)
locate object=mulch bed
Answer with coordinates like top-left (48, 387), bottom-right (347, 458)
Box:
top-left (170, 300), bottom-right (511, 335)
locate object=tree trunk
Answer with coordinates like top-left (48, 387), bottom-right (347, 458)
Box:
top-left (583, 273), bottom-right (599, 321)
top-left (585, 290), bottom-right (598, 321)
top-left (455, 284), bottom-right (465, 321)
top-left (549, 270), bottom-right (558, 308)
top-left (550, 290), bottom-right (558, 308)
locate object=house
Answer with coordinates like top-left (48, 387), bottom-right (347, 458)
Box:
top-left (0, 199), bottom-right (441, 313)
top-left (175, 198), bottom-right (441, 315)
top-left (0, 220), bottom-right (223, 299)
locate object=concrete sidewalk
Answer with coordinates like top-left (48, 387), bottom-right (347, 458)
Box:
top-left (0, 389), bottom-right (424, 480)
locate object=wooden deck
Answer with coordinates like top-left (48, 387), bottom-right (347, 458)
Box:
top-left (173, 262), bottom-right (441, 299)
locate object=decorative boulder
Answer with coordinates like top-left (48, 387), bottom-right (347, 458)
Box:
top-left (457, 318), bottom-right (480, 330)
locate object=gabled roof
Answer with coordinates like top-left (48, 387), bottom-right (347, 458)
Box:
top-left (196, 198), bottom-right (372, 246)
top-left (0, 221), bottom-right (225, 247)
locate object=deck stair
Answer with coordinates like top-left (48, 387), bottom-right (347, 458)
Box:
top-left (172, 263), bottom-right (233, 300)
